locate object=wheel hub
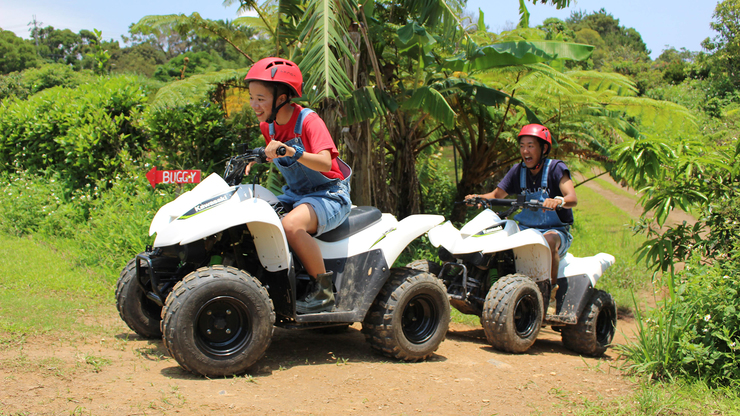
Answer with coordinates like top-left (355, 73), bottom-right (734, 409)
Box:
top-left (513, 294), bottom-right (538, 338)
top-left (196, 297), bottom-right (251, 357)
top-left (402, 295), bottom-right (439, 344)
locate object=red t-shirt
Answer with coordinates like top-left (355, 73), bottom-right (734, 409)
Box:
top-left (260, 104), bottom-right (344, 180)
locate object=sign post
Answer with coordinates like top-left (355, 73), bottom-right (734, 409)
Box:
top-left (146, 166), bottom-right (201, 189)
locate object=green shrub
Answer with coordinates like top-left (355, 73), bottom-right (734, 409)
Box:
top-left (0, 74), bottom-right (151, 187)
top-left (141, 102), bottom-right (241, 173)
top-left (418, 148), bottom-right (456, 217)
top-left (0, 169), bottom-right (86, 238)
top-left (72, 160), bottom-right (181, 278)
top-left (620, 257), bottom-right (740, 387)
top-left (0, 162), bottom-right (181, 280)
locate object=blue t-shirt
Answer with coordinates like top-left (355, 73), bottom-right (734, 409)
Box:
top-left (496, 159), bottom-right (574, 225)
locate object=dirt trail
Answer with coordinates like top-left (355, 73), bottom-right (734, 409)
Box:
top-left (0, 311), bottom-right (638, 416)
top-left (574, 171), bottom-right (696, 227)
top-left (0, 173), bottom-right (669, 416)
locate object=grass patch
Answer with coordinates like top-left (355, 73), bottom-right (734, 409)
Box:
top-left (0, 234), bottom-right (111, 335)
top-left (577, 380), bottom-right (740, 415)
top-left (569, 185), bottom-right (652, 315)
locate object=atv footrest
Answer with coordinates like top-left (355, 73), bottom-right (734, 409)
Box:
top-left (295, 310), bottom-right (360, 323)
top-left (545, 313), bottom-right (577, 325)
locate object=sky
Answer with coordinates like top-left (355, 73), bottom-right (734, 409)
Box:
top-left (0, 0), bottom-right (719, 60)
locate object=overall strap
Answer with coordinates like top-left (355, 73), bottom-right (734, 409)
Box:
top-left (519, 164), bottom-right (527, 190)
top-left (294, 108), bottom-right (315, 137)
top-left (267, 108), bottom-right (315, 139)
top-left (519, 159), bottom-right (552, 191)
top-left (540, 159), bottom-right (551, 189)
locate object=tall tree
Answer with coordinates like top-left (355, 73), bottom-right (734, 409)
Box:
top-left (0, 30), bottom-right (39, 74)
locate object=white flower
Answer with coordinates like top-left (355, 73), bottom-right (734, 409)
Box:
top-left (704, 314), bottom-right (711, 322)
top-left (731, 342), bottom-right (737, 348)
top-left (703, 328), bottom-right (708, 333)
top-left (724, 275), bottom-right (730, 279)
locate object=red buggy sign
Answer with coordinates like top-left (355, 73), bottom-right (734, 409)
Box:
top-left (146, 166), bottom-right (201, 188)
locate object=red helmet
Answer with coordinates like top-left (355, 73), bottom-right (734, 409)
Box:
top-left (518, 124), bottom-right (551, 145)
top-left (245, 57), bottom-right (303, 97)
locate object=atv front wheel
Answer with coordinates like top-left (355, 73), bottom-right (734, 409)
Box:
top-left (481, 274), bottom-right (543, 353)
top-left (161, 266), bottom-right (275, 377)
top-left (115, 255), bottom-right (162, 339)
top-left (561, 290), bottom-right (616, 356)
top-left (362, 268), bottom-right (450, 361)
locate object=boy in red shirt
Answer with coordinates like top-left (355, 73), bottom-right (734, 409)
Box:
top-left (245, 58), bottom-right (352, 313)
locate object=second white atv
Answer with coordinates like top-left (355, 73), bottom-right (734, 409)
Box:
top-left (115, 148), bottom-right (449, 377)
top-left (409, 196), bottom-right (616, 356)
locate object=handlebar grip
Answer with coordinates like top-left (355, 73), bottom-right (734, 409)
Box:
top-left (276, 146), bottom-right (287, 156)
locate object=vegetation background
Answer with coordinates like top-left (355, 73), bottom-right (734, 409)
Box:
top-left (1, 0), bottom-right (739, 412)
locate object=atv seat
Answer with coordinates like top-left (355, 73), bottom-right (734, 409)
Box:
top-left (317, 206), bottom-right (382, 242)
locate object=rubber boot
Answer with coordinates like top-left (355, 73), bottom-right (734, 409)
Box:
top-left (296, 271), bottom-right (335, 314)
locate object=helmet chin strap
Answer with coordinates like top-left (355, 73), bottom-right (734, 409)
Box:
top-left (266, 85), bottom-right (290, 124)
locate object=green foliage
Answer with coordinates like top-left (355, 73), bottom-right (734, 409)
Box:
top-left (417, 148), bottom-right (455, 216)
top-left (0, 29), bottom-right (39, 74)
top-left (569, 184), bottom-right (651, 314)
top-left (141, 101), bottom-right (240, 172)
top-left (0, 74), bottom-right (151, 187)
top-left (153, 51), bottom-right (244, 82)
top-left (0, 170), bottom-right (86, 238)
top-left (0, 163), bottom-right (180, 279)
top-left (149, 68), bottom-right (243, 109)
top-left (72, 161), bottom-right (181, 276)
top-left (86, 29), bottom-right (112, 75)
top-left (0, 63), bottom-right (95, 101)
top-left (702, 0), bottom-right (740, 91)
top-left (109, 42), bottom-right (167, 77)
top-left (620, 256), bottom-right (740, 388)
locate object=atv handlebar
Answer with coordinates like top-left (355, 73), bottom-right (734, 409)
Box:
top-left (460, 195), bottom-right (554, 219)
top-left (222, 146), bottom-right (288, 186)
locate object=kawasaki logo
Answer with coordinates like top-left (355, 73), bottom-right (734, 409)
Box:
top-left (178, 190), bottom-right (237, 220)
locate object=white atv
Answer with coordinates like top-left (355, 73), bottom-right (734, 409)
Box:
top-left (115, 147), bottom-right (450, 377)
top-left (408, 196), bottom-right (616, 356)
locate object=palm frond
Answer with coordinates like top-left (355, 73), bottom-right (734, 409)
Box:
top-left (298, 0), bottom-right (358, 103)
top-left (401, 86), bottom-right (456, 128)
top-left (567, 70), bottom-right (639, 96)
top-left (150, 69), bottom-right (244, 109)
top-left (445, 41), bottom-right (594, 72)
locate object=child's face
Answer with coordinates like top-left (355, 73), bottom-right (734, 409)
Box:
top-left (519, 135), bottom-right (543, 169)
top-left (249, 82), bottom-right (274, 123)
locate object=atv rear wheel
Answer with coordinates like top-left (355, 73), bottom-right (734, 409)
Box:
top-left (481, 274), bottom-right (543, 353)
top-left (362, 268), bottom-right (450, 361)
top-left (161, 266), bottom-right (275, 377)
top-left (561, 290), bottom-right (616, 356)
top-left (115, 255), bottom-right (162, 339)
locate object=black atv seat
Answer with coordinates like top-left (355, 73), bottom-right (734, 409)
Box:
top-left (317, 206), bottom-right (382, 243)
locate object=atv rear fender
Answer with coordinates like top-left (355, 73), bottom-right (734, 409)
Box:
top-left (371, 214), bottom-right (445, 268)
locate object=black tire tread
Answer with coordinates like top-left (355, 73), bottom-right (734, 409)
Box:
top-left (361, 268), bottom-right (450, 361)
top-left (561, 289), bottom-right (616, 357)
top-left (161, 265), bottom-right (275, 376)
top-left (115, 256), bottom-right (162, 339)
top-left (481, 273), bottom-right (543, 353)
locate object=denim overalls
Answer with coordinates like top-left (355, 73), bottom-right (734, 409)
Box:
top-left (513, 159), bottom-right (573, 258)
top-left (269, 108), bottom-right (352, 237)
